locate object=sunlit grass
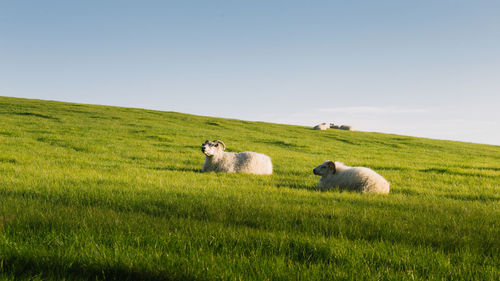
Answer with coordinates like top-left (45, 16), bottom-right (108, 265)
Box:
top-left (0, 96), bottom-right (499, 280)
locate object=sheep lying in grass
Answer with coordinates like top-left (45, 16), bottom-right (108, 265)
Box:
top-left (201, 140), bottom-right (273, 175)
top-left (313, 123), bottom-right (328, 130)
top-left (313, 161), bottom-right (390, 194)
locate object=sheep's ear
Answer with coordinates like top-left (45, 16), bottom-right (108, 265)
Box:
top-left (328, 161), bottom-right (336, 173)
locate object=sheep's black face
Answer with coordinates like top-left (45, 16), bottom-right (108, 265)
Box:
top-left (313, 161), bottom-right (335, 176)
top-left (313, 165), bottom-right (325, 176)
top-left (313, 167), bottom-right (321, 175)
top-left (201, 140), bottom-right (218, 156)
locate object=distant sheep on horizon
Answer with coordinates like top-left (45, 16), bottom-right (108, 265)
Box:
top-left (313, 123), bottom-right (328, 130)
top-left (313, 161), bottom-right (390, 194)
top-left (315, 123), bottom-right (353, 131)
top-left (201, 140), bottom-right (273, 175)
top-left (339, 125), bottom-right (353, 131)
top-left (330, 123), bottom-right (340, 129)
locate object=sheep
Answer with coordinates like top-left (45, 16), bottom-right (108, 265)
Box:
top-left (339, 125), bottom-right (353, 131)
top-left (330, 123), bottom-right (340, 129)
top-left (201, 140), bottom-right (273, 175)
top-left (313, 161), bottom-right (390, 194)
top-left (313, 123), bottom-right (328, 130)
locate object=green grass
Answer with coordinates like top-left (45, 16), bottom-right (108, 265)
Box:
top-left (0, 96), bottom-right (499, 280)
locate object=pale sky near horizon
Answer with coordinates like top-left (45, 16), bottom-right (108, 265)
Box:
top-left (1, 1), bottom-right (499, 145)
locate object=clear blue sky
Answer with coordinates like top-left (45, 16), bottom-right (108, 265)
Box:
top-left (1, 0), bottom-right (499, 145)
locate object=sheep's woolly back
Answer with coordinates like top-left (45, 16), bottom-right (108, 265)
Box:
top-left (318, 162), bottom-right (390, 194)
top-left (202, 151), bottom-right (273, 175)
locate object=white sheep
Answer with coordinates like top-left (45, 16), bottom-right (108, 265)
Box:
top-left (201, 140), bottom-right (273, 175)
top-left (313, 123), bottom-right (328, 130)
top-left (313, 161), bottom-right (390, 194)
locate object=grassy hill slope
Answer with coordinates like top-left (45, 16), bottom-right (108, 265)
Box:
top-left (0, 96), bottom-right (499, 280)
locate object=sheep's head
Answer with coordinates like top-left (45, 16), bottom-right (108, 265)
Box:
top-left (313, 160), bottom-right (336, 176)
top-left (201, 140), bottom-right (226, 156)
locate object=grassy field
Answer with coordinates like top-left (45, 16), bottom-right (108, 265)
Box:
top-left (0, 96), bottom-right (499, 280)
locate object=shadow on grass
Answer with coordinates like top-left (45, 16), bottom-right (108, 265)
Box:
top-left (0, 131), bottom-right (14, 136)
top-left (0, 255), bottom-right (201, 281)
top-left (147, 166), bottom-right (202, 173)
top-left (420, 168), bottom-right (448, 174)
top-left (276, 183), bottom-right (317, 191)
top-left (443, 193), bottom-right (500, 202)
top-left (205, 121), bottom-right (221, 126)
top-left (0, 157), bottom-right (17, 164)
top-left (389, 188), bottom-right (421, 196)
top-left (36, 137), bottom-right (90, 152)
top-left (89, 115), bottom-right (122, 120)
top-left (368, 166), bottom-right (410, 172)
top-left (329, 137), bottom-right (357, 146)
top-left (419, 168), bottom-right (498, 178)
top-left (471, 167), bottom-right (500, 172)
top-left (255, 139), bottom-right (308, 149)
top-left (6, 111), bottom-right (60, 121)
